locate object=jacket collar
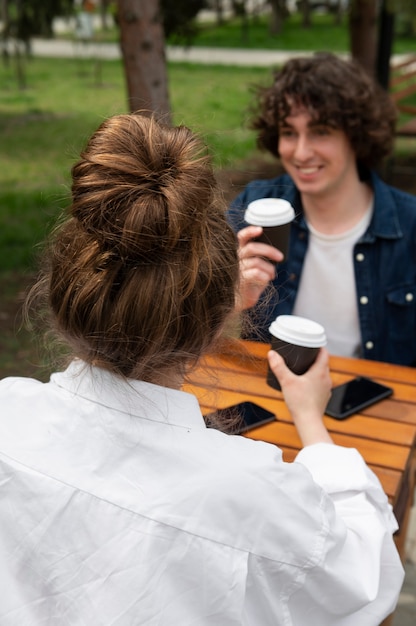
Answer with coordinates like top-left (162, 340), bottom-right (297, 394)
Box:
top-left (363, 170), bottom-right (403, 241)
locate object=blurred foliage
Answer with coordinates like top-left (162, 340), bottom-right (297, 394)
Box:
top-left (4, 0), bottom-right (75, 39)
top-left (161, 0), bottom-right (207, 41)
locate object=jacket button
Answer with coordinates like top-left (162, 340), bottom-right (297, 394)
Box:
top-left (360, 296), bottom-right (369, 305)
top-left (405, 293), bottom-right (414, 302)
top-left (356, 253), bottom-right (365, 262)
top-left (365, 341), bottom-right (374, 350)
top-left (289, 273), bottom-right (297, 281)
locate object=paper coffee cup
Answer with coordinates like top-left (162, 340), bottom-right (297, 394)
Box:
top-left (244, 198), bottom-right (295, 258)
top-left (267, 315), bottom-right (327, 391)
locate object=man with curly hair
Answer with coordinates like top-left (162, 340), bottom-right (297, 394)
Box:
top-left (228, 52), bottom-right (416, 366)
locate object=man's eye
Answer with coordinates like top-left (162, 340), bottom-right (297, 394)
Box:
top-left (313, 127), bottom-right (331, 136)
top-left (280, 128), bottom-right (294, 137)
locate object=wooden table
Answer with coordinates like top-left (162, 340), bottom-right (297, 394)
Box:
top-left (184, 340), bottom-right (416, 624)
top-left (183, 340), bottom-right (416, 562)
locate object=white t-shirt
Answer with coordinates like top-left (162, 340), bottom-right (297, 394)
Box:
top-left (0, 361), bottom-right (403, 625)
top-left (293, 207), bottom-right (373, 357)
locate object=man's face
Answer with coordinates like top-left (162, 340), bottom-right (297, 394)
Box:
top-left (278, 108), bottom-right (358, 199)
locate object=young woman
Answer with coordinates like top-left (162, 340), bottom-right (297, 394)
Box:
top-left (0, 113), bottom-right (403, 625)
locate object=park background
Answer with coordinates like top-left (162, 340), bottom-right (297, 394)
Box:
top-left (3, 0), bottom-right (416, 377)
top-left (1, 4), bottom-right (416, 623)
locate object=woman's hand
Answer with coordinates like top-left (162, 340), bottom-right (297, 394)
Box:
top-left (237, 226), bottom-right (283, 311)
top-left (268, 348), bottom-right (333, 447)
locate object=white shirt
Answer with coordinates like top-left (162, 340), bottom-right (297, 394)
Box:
top-left (0, 361), bottom-right (403, 625)
top-left (293, 207), bottom-right (373, 357)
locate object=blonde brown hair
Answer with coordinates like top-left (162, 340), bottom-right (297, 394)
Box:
top-left (33, 113), bottom-right (239, 382)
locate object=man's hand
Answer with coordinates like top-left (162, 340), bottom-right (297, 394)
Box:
top-left (237, 226), bottom-right (283, 311)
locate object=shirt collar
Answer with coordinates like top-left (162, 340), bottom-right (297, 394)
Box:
top-left (51, 360), bottom-right (205, 431)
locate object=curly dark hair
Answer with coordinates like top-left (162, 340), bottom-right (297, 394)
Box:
top-left (250, 52), bottom-right (397, 169)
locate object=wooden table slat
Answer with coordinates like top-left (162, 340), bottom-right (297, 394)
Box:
top-left (213, 340), bottom-right (416, 385)
top-left (192, 354), bottom-right (416, 404)
top-left (245, 421), bottom-right (411, 471)
top-left (184, 380), bottom-right (416, 438)
top-left (186, 384), bottom-right (416, 447)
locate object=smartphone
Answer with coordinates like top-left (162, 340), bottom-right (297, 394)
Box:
top-left (325, 376), bottom-right (393, 420)
top-left (205, 401), bottom-right (276, 434)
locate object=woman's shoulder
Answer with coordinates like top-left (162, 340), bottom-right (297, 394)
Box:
top-left (192, 428), bottom-right (322, 513)
top-left (184, 429), bottom-right (329, 560)
top-left (0, 374), bottom-right (44, 396)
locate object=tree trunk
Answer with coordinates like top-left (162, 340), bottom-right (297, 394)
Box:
top-left (231, 1), bottom-right (250, 44)
top-left (1, 0), bottom-right (10, 66)
top-left (376, 0), bottom-right (395, 89)
top-left (213, 0), bottom-right (224, 25)
top-left (0, 0), bottom-right (8, 23)
top-left (332, 0), bottom-right (343, 27)
top-left (268, 0), bottom-right (286, 35)
top-left (348, 0), bottom-right (378, 78)
top-left (299, 0), bottom-right (311, 29)
top-left (118, 0), bottom-right (171, 122)
top-left (99, 0), bottom-right (111, 30)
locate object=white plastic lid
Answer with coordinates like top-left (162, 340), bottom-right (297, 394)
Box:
top-left (269, 315), bottom-right (327, 348)
top-left (244, 198), bottom-right (295, 226)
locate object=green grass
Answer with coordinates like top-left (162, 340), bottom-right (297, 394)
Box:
top-left (0, 57), bottom-right (270, 272)
top-left (0, 57), bottom-right (123, 271)
top-left (1, 18), bottom-right (416, 378)
top-left (182, 13), bottom-right (350, 51)
top-left (2, 50), bottom-right (416, 274)
top-left (0, 55), bottom-right (271, 377)
top-left (169, 63), bottom-right (270, 167)
top-left (188, 13), bottom-right (416, 55)
top-left (85, 12), bottom-right (416, 55)
top-left (2, 20), bottom-right (416, 276)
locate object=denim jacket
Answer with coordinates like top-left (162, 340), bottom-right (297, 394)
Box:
top-left (228, 171), bottom-right (416, 366)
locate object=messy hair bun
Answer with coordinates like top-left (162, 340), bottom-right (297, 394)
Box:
top-left (37, 114), bottom-right (239, 381)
